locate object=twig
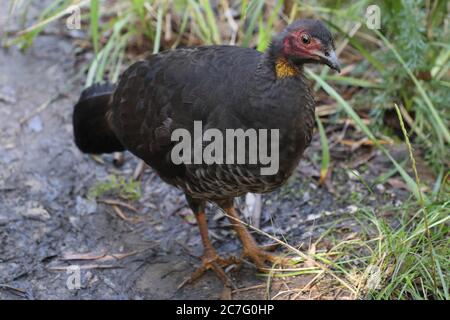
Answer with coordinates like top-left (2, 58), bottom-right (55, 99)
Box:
top-left (113, 152), bottom-right (125, 167)
top-left (133, 160), bottom-right (146, 180)
top-left (19, 94), bottom-right (62, 125)
top-left (0, 284), bottom-right (27, 297)
top-left (14, 0), bottom-right (91, 37)
top-left (48, 264), bottom-right (121, 271)
top-left (232, 284), bottom-right (265, 294)
top-left (97, 198), bottom-right (139, 212)
top-left (112, 205), bottom-right (142, 223)
top-left (90, 154), bottom-right (105, 164)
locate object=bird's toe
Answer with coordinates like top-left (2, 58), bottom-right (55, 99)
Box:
top-left (242, 246), bottom-right (294, 271)
top-left (178, 251), bottom-right (239, 290)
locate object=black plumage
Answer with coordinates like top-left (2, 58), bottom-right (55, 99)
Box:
top-left (73, 19), bottom-right (340, 287)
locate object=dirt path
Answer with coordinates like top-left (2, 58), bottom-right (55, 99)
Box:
top-left (0, 1), bottom-right (409, 300)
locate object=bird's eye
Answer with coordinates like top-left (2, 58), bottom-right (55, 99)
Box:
top-left (301, 34), bottom-right (311, 44)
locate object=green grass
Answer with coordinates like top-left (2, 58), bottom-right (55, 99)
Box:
top-left (5, 0), bottom-right (449, 300)
top-left (232, 188), bottom-right (449, 299)
top-left (345, 199), bottom-right (448, 300)
top-left (315, 115), bottom-right (330, 184)
top-left (88, 174), bottom-right (142, 201)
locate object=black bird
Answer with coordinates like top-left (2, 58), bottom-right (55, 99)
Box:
top-left (73, 19), bottom-right (340, 286)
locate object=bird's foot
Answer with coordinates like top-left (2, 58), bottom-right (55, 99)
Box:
top-left (259, 242), bottom-right (281, 252)
top-left (241, 244), bottom-right (293, 271)
top-left (179, 249), bottom-right (239, 290)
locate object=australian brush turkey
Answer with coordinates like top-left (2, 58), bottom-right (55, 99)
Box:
top-left (73, 19), bottom-right (340, 287)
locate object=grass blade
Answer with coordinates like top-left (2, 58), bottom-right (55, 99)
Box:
top-left (153, 4), bottom-right (163, 54)
top-left (242, 0), bottom-right (265, 48)
top-left (306, 69), bottom-right (422, 201)
top-left (315, 115), bottom-right (330, 185)
top-left (90, 0), bottom-right (100, 54)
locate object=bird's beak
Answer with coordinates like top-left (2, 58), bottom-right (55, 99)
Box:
top-left (313, 48), bottom-right (341, 73)
top-left (323, 49), bottom-right (341, 73)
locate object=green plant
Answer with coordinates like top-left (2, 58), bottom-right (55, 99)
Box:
top-left (88, 174), bottom-right (142, 201)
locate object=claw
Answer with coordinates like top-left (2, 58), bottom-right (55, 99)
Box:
top-left (242, 245), bottom-right (293, 270)
top-left (260, 242), bottom-right (281, 252)
top-left (178, 251), bottom-right (239, 290)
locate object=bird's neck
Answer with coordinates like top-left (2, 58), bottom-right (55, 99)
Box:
top-left (253, 50), bottom-right (315, 142)
top-left (252, 57), bottom-right (301, 91)
top-left (274, 56), bottom-right (300, 79)
top-left (258, 46), bottom-right (303, 81)
top-left (263, 42), bottom-right (304, 80)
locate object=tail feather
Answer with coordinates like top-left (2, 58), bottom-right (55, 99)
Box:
top-left (73, 83), bottom-right (124, 154)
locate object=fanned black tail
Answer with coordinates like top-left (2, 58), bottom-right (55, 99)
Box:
top-left (72, 83), bottom-right (124, 154)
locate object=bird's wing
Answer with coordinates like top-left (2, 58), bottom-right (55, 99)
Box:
top-left (110, 46), bottom-right (262, 183)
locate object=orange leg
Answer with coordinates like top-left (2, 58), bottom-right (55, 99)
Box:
top-left (223, 206), bottom-right (291, 270)
top-left (181, 210), bottom-right (238, 288)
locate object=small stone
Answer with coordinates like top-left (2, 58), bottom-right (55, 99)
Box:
top-left (348, 170), bottom-right (360, 181)
top-left (302, 191), bottom-right (311, 203)
top-left (347, 205), bottom-right (358, 214)
top-left (75, 196), bottom-right (97, 215)
top-left (0, 214), bottom-right (9, 225)
top-left (262, 225), bottom-right (283, 234)
top-left (23, 205), bottom-right (51, 220)
top-left (309, 183), bottom-right (317, 190)
top-left (69, 216), bottom-right (79, 227)
top-left (27, 115), bottom-right (43, 133)
top-left (306, 213), bottom-right (321, 221)
top-left (25, 179), bottom-right (43, 193)
top-left (0, 85), bottom-right (17, 104)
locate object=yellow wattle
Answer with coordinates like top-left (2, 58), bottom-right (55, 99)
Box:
top-left (275, 57), bottom-right (298, 79)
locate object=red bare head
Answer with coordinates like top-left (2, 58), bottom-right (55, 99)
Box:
top-left (270, 19), bottom-right (340, 73)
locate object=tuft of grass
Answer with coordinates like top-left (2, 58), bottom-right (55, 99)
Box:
top-left (258, 197), bottom-right (449, 300)
top-left (393, 102), bottom-right (438, 293)
top-left (88, 175), bottom-right (142, 201)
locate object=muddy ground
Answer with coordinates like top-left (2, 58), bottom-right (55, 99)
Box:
top-left (0, 2), bottom-right (411, 300)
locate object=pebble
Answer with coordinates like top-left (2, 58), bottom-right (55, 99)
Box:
top-left (375, 184), bottom-right (385, 193)
top-left (27, 115), bottom-right (43, 133)
top-left (306, 213), bottom-right (322, 221)
top-left (75, 196), bottom-right (97, 215)
top-left (0, 85), bottom-right (17, 104)
top-left (22, 205), bottom-right (51, 221)
top-left (0, 214), bottom-right (10, 225)
top-left (347, 205), bottom-right (358, 214)
top-left (302, 191), bottom-right (311, 203)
